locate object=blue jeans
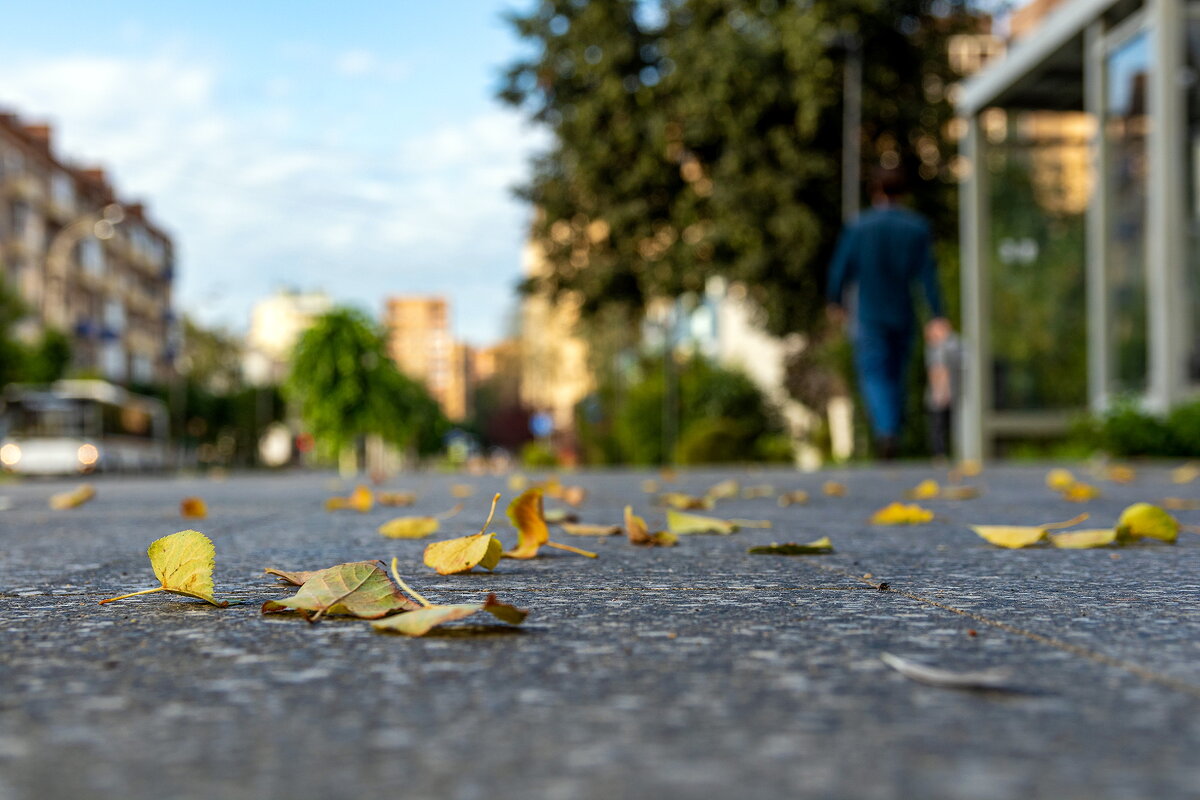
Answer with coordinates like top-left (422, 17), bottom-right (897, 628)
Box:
top-left (854, 321), bottom-right (912, 439)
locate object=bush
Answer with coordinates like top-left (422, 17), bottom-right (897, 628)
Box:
top-left (1081, 397), bottom-right (1200, 457)
top-left (520, 440), bottom-right (559, 468)
top-left (673, 418), bottom-right (753, 465)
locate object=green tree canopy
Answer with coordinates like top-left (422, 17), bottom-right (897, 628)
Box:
top-left (286, 308), bottom-right (446, 459)
top-left (501, 0), bottom-right (978, 336)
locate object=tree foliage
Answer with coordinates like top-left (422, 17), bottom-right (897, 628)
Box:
top-left (500, 0), bottom-right (979, 336)
top-left (0, 277), bottom-right (71, 388)
top-left (286, 308), bottom-right (446, 458)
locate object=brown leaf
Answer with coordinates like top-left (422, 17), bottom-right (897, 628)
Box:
top-left (180, 497), bottom-right (208, 518)
top-left (624, 505), bottom-right (677, 547)
top-left (560, 522), bottom-right (622, 536)
top-left (261, 561), bottom-right (418, 621)
top-left (49, 483), bottom-right (95, 510)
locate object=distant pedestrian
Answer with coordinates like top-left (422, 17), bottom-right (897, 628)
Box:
top-left (826, 166), bottom-right (950, 460)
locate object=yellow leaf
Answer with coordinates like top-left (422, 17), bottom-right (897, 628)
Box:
top-left (542, 508), bottom-right (578, 524)
top-left (869, 502), bottom-right (934, 525)
top-left (705, 479), bottom-right (740, 500)
top-left (424, 532), bottom-right (503, 575)
top-left (741, 484), bottom-right (775, 499)
top-left (624, 505), bottom-right (677, 546)
top-left (1049, 528), bottom-right (1119, 549)
top-left (49, 483), bottom-right (95, 510)
top-left (450, 483), bottom-right (475, 498)
top-left (507, 473), bottom-right (529, 491)
top-left (640, 479), bottom-right (660, 494)
top-left (822, 481), bottom-right (847, 497)
top-left (180, 497), bottom-right (207, 519)
top-left (970, 513), bottom-right (1089, 549)
top-left (100, 530), bottom-right (228, 606)
top-left (1104, 465), bottom-right (1136, 484)
top-left (777, 490), bottom-right (809, 507)
top-left (261, 560), bottom-right (418, 620)
top-left (904, 479), bottom-right (940, 500)
top-left (265, 561), bottom-right (378, 586)
top-left (1061, 482), bottom-right (1101, 502)
top-left (377, 491), bottom-right (416, 507)
top-left (730, 518), bottom-right (772, 529)
top-left (378, 516), bottom-right (440, 539)
top-left (959, 459), bottom-right (983, 477)
top-left (939, 486), bottom-right (981, 500)
top-left (748, 537), bottom-right (833, 555)
top-left (560, 522), bottom-right (622, 536)
top-left (1171, 462), bottom-right (1199, 484)
top-left (503, 488), bottom-right (550, 558)
top-left (325, 485), bottom-right (373, 512)
top-left (561, 486), bottom-right (588, 507)
top-left (1162, 497), bottom-right (1200, 511)
top-left (1045, 469), bottom-right (1076, 491)
top-left (1116, 502), bottom-right (1179, 543)
top-left (371, 563), bottom-right (527, 636)
top-left (659, 492), bottom-right (713, 510)
top-left (666, 509), bottom-right (739, 535)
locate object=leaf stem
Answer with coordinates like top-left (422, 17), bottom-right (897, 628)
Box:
top-left (390, 557), bottom-right (434, 608)
top-left (1043, 513), bottom-right (1089, 531)
top-left (546, 540), bottom-right (598, 558)
top-left (98, 586), bottom-right (165, 605)
top-left (477, 492), bottom-right (501, 534)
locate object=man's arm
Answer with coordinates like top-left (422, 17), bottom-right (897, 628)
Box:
top-left (915, 224), bottom-right (945, 319)
top-left (826, 227), bottom-right (856, 309)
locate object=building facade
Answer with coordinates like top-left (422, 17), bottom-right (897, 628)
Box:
top-left (383, 295), bottom-right (467, 421)
top-left (0, 112), bottom-right (176, 385)
top-left (242, 290), bottom-right (332, 385)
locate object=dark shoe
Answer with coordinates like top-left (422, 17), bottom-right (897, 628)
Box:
top-left (877, 436), bottom-right (898, 461)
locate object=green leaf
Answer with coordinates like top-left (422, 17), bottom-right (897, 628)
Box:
top-left (261, 561), bottom-right (419, 621)
top-left (748, 537), bottom-right (833, 555)
top-left (666, 509), bottom-right (739, 535)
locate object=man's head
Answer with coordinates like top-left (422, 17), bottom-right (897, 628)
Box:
top-left (869, 166), bottom-right (907, 204)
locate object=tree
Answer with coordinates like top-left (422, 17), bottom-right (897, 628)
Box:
top-left (0, 277), bottom-right (72, 388)
top-left (500, 0), bottom-right (980, 337)
top-left (286, 308), bottom-right (446, 470)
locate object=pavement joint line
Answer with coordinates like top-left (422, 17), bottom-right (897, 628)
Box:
top-left (812, 562), bottom-right (1200, 699)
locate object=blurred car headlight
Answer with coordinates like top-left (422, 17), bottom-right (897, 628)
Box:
top-left (0, 443), bottom-right (20, 466)
top-left (77, 443), bottom-right (99, 466)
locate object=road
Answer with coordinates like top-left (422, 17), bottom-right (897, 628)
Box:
top-left (1, 465), bottom-right (1198, 799)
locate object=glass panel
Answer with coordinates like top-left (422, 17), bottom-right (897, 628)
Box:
top-left (987, 111), bottom-right (1090, 411)
top-left (1105, 30), bottom-right (1151, 393)
top-left (1186, 18), bottom-right (1200, 384)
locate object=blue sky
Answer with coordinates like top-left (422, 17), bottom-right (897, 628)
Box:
top-left (0, 0), bottom-right (544, 344)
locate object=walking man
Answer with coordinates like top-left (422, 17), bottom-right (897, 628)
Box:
top-left (826, 166), bottom-right (950, 459)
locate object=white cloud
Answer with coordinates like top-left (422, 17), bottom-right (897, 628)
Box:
top-left (334, 48), bottom-right (409, 81)
top-left (0, 50), bottom-right (545, 343)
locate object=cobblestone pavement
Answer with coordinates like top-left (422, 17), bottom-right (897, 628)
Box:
top-left (1, 464), bottom-right (1197, 799)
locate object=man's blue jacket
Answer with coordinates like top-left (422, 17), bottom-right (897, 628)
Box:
top-left (826, 205), bottom-right (945, 330)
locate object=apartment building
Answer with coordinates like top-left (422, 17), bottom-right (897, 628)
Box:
top-left (0, 111), bottom-right (175, 385)
top-left (383, 295), bottom-right (467, 421)
top-left (242, 290), bottom-right (332, 385)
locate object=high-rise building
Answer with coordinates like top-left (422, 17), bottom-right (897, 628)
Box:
top-left (0, 111), bottom-right (176, 384)
top-left (242, 290), bottom-right (333, 385)
top-left (383, 295), bottom-right (466, 421)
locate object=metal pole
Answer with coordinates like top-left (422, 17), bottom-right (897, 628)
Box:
top-left (662, 305), bottom-right (678, 466)
top-left (842, 35), bottom-right (862, 223)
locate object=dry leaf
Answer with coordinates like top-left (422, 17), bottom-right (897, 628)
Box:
top-left (1045, 469), bottom-right (1076, 491)
top-left (561, 486), bottom-right (588, 507)
top-left (507, 473), bottom-right (529, 491)
top-left (100, 530), bottom-right (228, 606)
top-left (450, 483), bottom-right (475, 498)
top-left (377, 491), bottom-right (417, 507)
top-left (325, 485), bottom-right (374, 512)
top-left (641, 479), bottom-right (660, 494)
top-left (1162, 497), bottom-right (1200, 511)
top-left (1104, 465), bottom-right (1136, 484)
top-left (666, 509), bottom-right (739, 535)
top-left (729, 518), bottom-right (772, 529)
top-left (939, 486), bottom-right (981, 500)
top-left (822, 481), bottom-right (847, 497)
top-left (1061, 482), bottom-right (1101, 502)
top-left (424, 533), bottom-right (503, 574)
top-left (881, 653), bottom-right (1011, 690)
top-left (747, 537), bottom-right (833, 555)
top-left (905, 479), bottom-right (940, 500)
top-left (658, 492), bottom-right (713, 510)
top-left (971, 513), bottom-right (1088, 549)
top-left (180, 497), bottom-right (207, 519)
top-left (370, 559), bottom-right (527, 636)
top-left (50, 483), bottom-right (95, 510)
top-left (1116, 502), bottom-right (1179, 543)
top-left (502, 489), bottom-right (596, 559)
top-left (261, 560), bottom-right (418, 621)
top-left (1171, 462), bottom-right (1199, 484)
top-left (560, 522), bottom-right (622, 536)
top-left (777, 490), bottom-right (809, 507)
top-left (705, 479), bottom-right (740, 500)
top-left (869, 502), bottom-right (934, 525)
top-left (378, 516), bottom-right (440, 539)
top-left (624, 505), bottom-right (677, 546)
top-left (542, 508), bottom-right (580, 524)
top-left (741, 484), bottom-right (775, 499)
top-left (1048, 528), bottom-right (1118, 549)
top-left (264, 561), bottom-right (379, 586)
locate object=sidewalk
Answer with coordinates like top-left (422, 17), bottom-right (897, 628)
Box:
top-left (1, 465), bottom-right (1197, 799)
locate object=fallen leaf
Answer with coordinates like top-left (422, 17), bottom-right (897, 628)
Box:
top-left (905, 479), bottom-right (940, 500)
top-left (747, 537), bottom-right (833, 555)
top-left (450, 484), bottom-right (475, 498)
top-left (658, 492), bottom-right (713, 510)
top-left (777, 490), bottom-right (809, 507)
top-left (378, 516), bottom-right (440, 539)
top-left (1061, 482), bottom-right (1102, 502)
top-left (640, 479), bottom-right (660, 494)
top-left (261, 560), bottom-right (418, 621)
top-left (503, 489), bottom-right (597, 559)
top-left (659, 468), bottom-right (678, 483)
top-left (741, 484), bottom-right (775, 499)
top-left (1171, 462), bottom-right (1199, 484)
top-left (49, 483), bottom-right (95, 510)
top-left (1162, 497), bottom-right (1200, 511)
top-left (705, 479), bottom-right (740, 500)
top-left (507, 473), bottom-right (529, 491)
top-left (822, 481), bottom-right (847, 497)
top-left (264, 561), bottom-right (379, 586)
top-left (880, 652), bottom-right (1011, 690)
top-left (542, 508), bottom-right (580, 524)
top-left (561, 486), bottom-right (588, 507)
top-left (370, 559), bottom-right (527, 636)
top-left (325, 485), bottom-right (374, 512)
top-left (100, 530), bottom-right (228, 607)
top-left (666, 509), bottom-right (739, 535)
top-left (959, 460), bottom-right (983, 477)
top-left (1116, 502), bottom-right (1179, 543)
top-left (1105, 465), bottom-right (1136, 484)
top-left (869, 502), bottom-right (934, 525)
top-left (1045, 468), bottom-right (1076, 491)
top-left (971, 513), bottom-right (1089, 549)
top-left (424, 493), bottom-right (505, 574)
top-left (180, 497), bottom-right (207, 519)
top-left (939, 486), bottom-right (981, 501)
top-left (624, 506), bottom-right (677, 546)
top-left (377, 491), bottom-right (417, 507)
top-left (560, 522), bottom-right (622, 536)
top-left (1048, 528), bottom-right (1118, 549)
top-left (729, 518), bottom-right (772, 529)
